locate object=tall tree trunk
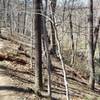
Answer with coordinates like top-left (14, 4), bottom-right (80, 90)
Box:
top-left (49, 0), bottom-right (57, 55)
top-left (17, 12), bottom-right (20, 33)
top-left (9, 0), bottom-right (13, 35)
top-left (85, 17), bottom-right (87, 51)
top-left (17, 0), bottom-right (20, 33)
top-left (3, 0), bottom-right (8, 28)
top-left (54, 21), bottom-right (70, 100)
top-left (88, 1), bottom-right (100, 90)
top-left (69, 13), bottom-right (74, 65)
top-left (0, 21), bottom-right (1, 35)
top-left (88, 0), bottom-right (95, 90)
top-left (30, 13), bottom-right (34, 71)
top-left (76, 21), bottom-right (80, 52)
top-left (34, 0), bottom-right (43, 92)
top-left (42, 0), bottom-right (51, 97)
top-left (23, 0), bottom-right (27, 34)
top-left (0, 0), bottom-right (2, 35)
top-left (62, 0), bottom-right (67, 32)
top-left (98, 41), bottom-right (100, 62)
top-left (93, 18), bottom-right (100, 56)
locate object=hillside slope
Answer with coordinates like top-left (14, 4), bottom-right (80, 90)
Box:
top-left (0, 38), bottom-right (100, 100)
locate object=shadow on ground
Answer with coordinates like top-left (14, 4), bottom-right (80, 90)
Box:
top-left (0, 86), bottom-right (33, 93)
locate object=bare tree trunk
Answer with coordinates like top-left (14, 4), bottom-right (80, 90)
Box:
top-left (88, 1), bottom-right (100, 90)
top-left (93, 18), bottom-right (100, 55)
top-left (0, 0), bottom-right (2, 35)
top-left (0, 0), bottom-right (1, 35)
top-left (9, 0), bottom-right (13, 35)
top-left (42, 20), bottom-right (52, 98)
top-left (23, 0), bottom-right (27, 34)
top-left (53, 20), bottom-right (70, 100)
top-left (98, 41), bottom-right (100, 62)
top-left (85, 17), bottom-right (87, 51)
top-left (49, 0), bottom-right (57, 55)
top-left (3, 0), bottom-right (7, 28)
top-left (69, 14), bottom-right (74, 65)
top-left (30, 13), bottom-right (34, 70)
top-left (88, 0), bottom-right (95, 90)
top-left (76, 22), bottom-right (80, 52)
top-left (0, 21), bottom-right (1, 35)
top-left (42, 0), bottom-right (51, 97)
top-left (34, 0), bottom-right (43, 92)
top-left (17, 12), bottom-right (20, 33)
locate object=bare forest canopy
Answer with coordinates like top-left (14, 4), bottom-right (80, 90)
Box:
top-left (0, 0), bottom-right (100, 100)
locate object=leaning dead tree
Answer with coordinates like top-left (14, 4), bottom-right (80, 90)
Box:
top-left (55, 26), bottom-right (70, 100)
top-left (52, 19), bottom-right (70, 100)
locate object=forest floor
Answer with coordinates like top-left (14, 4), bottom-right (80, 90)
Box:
top-left (0, 38), bottom-right (100, 100)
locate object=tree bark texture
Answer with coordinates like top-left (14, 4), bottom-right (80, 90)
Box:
top-left (34, 0), bottom-right (43, 92)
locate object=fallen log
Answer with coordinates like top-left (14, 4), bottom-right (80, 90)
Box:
top-left (0, 53), bottom-right (27, 65)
